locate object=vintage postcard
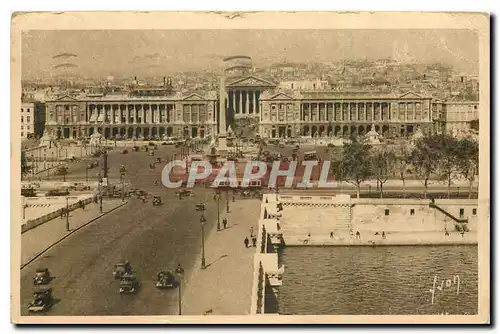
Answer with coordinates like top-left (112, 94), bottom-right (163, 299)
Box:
top-left (11, 12), bottom-right (490, 324)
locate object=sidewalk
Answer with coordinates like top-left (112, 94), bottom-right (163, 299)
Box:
top-left (21, 199), bottom-right (127, 267)
top-left (182, 199), bottom-right (261, 316)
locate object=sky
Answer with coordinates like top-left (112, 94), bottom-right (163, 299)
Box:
top-left (21, 29), bottom-right (479, 79)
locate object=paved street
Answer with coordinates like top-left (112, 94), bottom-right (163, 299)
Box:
top-left (20, 144), bottom-right (220, 316)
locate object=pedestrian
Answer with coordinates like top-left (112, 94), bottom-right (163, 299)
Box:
top-left (461, 231), bottom-right (465, 238)
top-left (382, 231), bottom-right (386, 239)
top-left (250, 227), bottom-right (254, 237)
top-left (244, 237), bottom-right (249, 248)
top-left (252, 236), bottom-right (257, 247)
top-left (356, 231), bottom-right (361, 239)
top-left (330, 232), bottom-right (334, 239)
top-left (223, 218), bottom-right (227, 229)
top-left (60, 209), bottom-right (64, 220)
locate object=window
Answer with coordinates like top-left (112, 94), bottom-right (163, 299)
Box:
top-left (27, 116), bottom-right (31, 122)
top-left (21, 108), bottom-right (24, 113)
top-left (271, 104), bottom-right (276, 111)
top-left (27, 126), bottom-right (30, 130)
top-left (21, 125), bottom-right (23, 130)
top-left (27, 108), bottom-right (30, 113)
top-left (21, 116), bottom-right (24, 123)
top-left (385, 209), bottom-right (390, 216)
top-left (472, 208), bottom-right (477, 216)
top-left (459, 208), bottom-right (464, 218)
top-left (474, 105), bottom-right (478, 110)
top-left (21, 132), bottom-right (23, 137)
top-left (410, 209), bottom-right (415, 216)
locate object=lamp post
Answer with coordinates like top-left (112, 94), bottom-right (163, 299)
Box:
top-left (215, 190), bottom-right (221, 231)
top-left (175, 263), bottom-right (185, 315)
top-left (22, 204), bottom-right (27, 220)
top-left (98, 179), bottom-right (103, 213)
top-left (226, 188), bottom-right (230, 213)
top-left (200, 214), bottom-right (207, 269)
top-left (65, 196), bottom-right (70, 231)
top-left (119, 165), bottom-right (126, 203)
top-left (85, 166), bottom-right (89, 182)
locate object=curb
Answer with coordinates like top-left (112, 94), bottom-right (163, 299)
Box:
top-left (20, 201), bottom-right (128, 270)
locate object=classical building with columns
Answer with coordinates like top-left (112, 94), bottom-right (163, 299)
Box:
top-left (258, 90), bottom-right (435, 139)
top-left (44, 90), bottom-right (218, 140)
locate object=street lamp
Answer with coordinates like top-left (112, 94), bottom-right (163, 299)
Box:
top-left (200, 214), bottom-right (207, 269)
top-left (226, 189), bottom-right (230, 213)
top-left (119, 165), bottom-right (126, 203)
top-left (175, 263), bottom-right (185, 315)
top-left (85, 166), bottom-right (89, 182)
top-left (65, 196), bottom-right (70, 231)
top-left (215, 190), bottom-right (221, 231)
top-left (98, 179), bottom-right (103, 213)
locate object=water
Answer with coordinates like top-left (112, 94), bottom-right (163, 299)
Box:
top-left (278, 246), bottom-right (478, 315)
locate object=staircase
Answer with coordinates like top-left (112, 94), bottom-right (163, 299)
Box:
top-left (330, 205), bottom-right (352, 232)
top-left (429, 203), bottom-right (468, 224)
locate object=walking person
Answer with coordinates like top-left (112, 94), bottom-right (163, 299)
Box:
top-left (250, 227), bottom-right (254, 237)
top-left (244, 237), bottom-right (250, 248)
top-left (382, 231), bottom-right (386, 239)
top-left (252, 236), bottom-right (257, 247)
top-left (222, 218), bottom-right (228, 229)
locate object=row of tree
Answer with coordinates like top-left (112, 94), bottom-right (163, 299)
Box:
top-left (331, 134), bottom-right (479, 199)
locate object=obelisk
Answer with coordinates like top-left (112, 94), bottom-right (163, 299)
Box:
top-left (217, 75), bottom-right (228, 155)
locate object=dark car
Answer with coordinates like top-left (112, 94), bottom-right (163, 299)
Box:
top-left (27, 288), bottom-right (53, 313)
top-left (113, 263), bottom-right (127, 279)
top-left (155, 271), bottom-right (176, 289)
top-left (45, 189), bottom-right (70, 197)
top-left (152, 196), bottom-right (162, 206)
top-left (122, 149), bottom-right (128, 154)
top-left (119, 274), bottom-right (140, 294)
top-left (33, 268), bottom-right (51, 285)
top-left (195, 203), bottom-right (205, 211)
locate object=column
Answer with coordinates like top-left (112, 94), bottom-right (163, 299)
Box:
top-left (230, 91), bottom-right (234, 113)
top-left (405, 103), bottom-right (408, 121)
top-left (254, 90), bottom-right (258, 114)
top-left (245, 91), bottom-right (250, 115)
top-left (388, 102), bottom-right (391, 121)
top-left (371, 103), bottom-right (374, 122)
top-left (240, 90), bottom-right (244, 114)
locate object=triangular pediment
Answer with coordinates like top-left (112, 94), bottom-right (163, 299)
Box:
top-left (269, 92), bottom-right (294, 100)
top-left (226, 75), bottom-right (277, 88)
top-left (53, 94), bottom-right (79, 102)
top-left (183, 93), bottom-right (205, 101)
top-left (399, 91), bottom-right (423, 99)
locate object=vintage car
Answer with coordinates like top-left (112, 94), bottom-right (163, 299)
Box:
top-left (152, 196), bottom-right (162, 206)
top-left (113, 263), bottom-right (128, 279)
top-left (119, 274), bottom-right (140, 294)
top-left (33, 268), bottom-right (51, 285)
top-left (155, 271), bottom-right (176, 289)
top-left (175, 189), bottom-right (193, 197)
top-left (132, 146), bottom-right (140, 152)
top-left (45, 189), bottom-right (70, 197)
top-left (148, 150), bottom-right (155, 156)
top-left (27, 288), bottom-right (53, 313)
top-left (87, 161), bottom-right (99, 169)
top-left (155, 157), bottom-right (161, 163)
top-left (121, 149), bottom-right (128, 154)
top-left (195, 203), bottom-right (205, 211)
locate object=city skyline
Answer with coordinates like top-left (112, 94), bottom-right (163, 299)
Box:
top-left (22, 29), bottom-right (479, 80)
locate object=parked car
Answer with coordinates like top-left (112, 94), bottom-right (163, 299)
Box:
top-left (33, 268), bottom-right (51, 285)
top-left (27, 288), bottom-right (53, 313)
top-left (119, 274), bottom-right (140, 294)
top-left (155, 271), bottom-right (176, 289)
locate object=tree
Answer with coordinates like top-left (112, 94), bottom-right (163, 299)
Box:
top-left (21, 151), bottom-right (28, 176)
top-left (455, 137), bottom-right (479, 198)
top-left (57, 165), bottom-right (68, 182)
top-left (332, 139), bottom-right (373, 198)
top-left (469, 119), bottom-right (479, 131)
top-left (410, 135), bottom-right (442, 198)
top-left (434, 135), bottom-right (460, 199)
top-left (393, 141), bottom-right (412, 190)
top-left (371, 148), bottom-right (396, 198)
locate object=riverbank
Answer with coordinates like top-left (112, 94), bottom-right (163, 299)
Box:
top-left (283, 231), bottom-right (477, 247)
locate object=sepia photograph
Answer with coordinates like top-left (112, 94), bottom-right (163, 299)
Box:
top-left (10, 11), bottom-right (490, 324)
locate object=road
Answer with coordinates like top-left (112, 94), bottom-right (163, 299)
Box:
top-left (20, 145), bottom-right (228, 316)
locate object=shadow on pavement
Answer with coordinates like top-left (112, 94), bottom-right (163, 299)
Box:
top-left (204, 254), bottom-right (228, 269)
